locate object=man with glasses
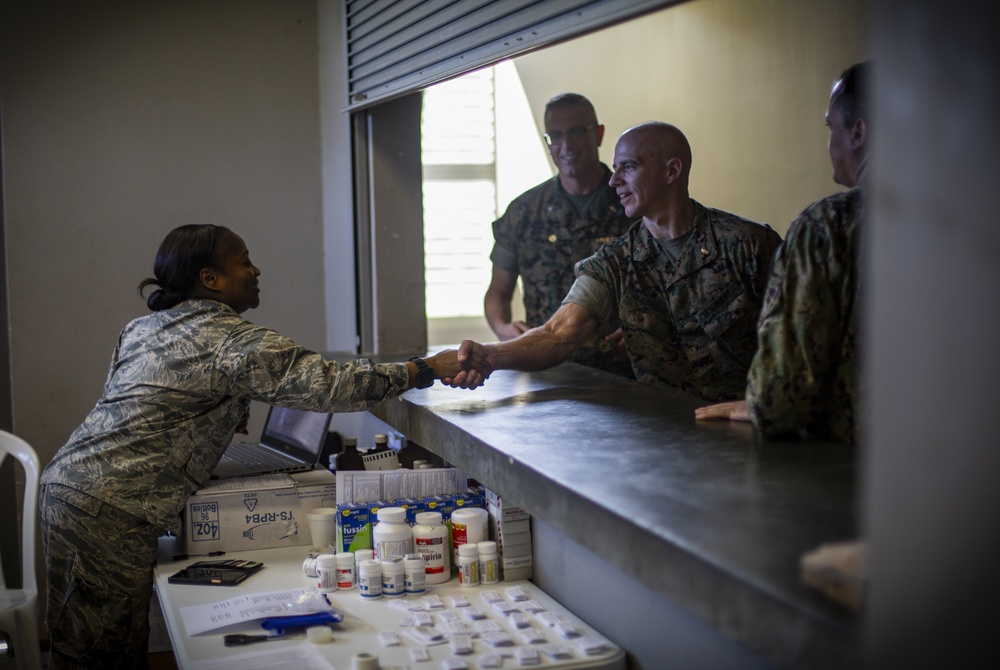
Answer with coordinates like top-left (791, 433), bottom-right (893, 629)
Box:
top-left (484, 93), bottom-right (634, 378)
top-left (457, 121), bottom-right (781, 402)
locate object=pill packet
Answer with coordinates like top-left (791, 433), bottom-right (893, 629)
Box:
top-left (283, 591), bottom-right (345, 617)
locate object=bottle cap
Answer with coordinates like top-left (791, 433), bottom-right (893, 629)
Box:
top-left (458, 543), bottom-right (479, 557)
top-left (377, 507), bottom-right (407, 523)
top-left (477, 541), bottom-right (497, 555)
top-left (414, 511), bottom-right (443, 526)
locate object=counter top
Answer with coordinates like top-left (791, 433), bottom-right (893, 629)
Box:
top-left (369, 361), bottom-right (861, 668)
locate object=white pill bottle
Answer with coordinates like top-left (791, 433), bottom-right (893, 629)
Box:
top-left (412, 511), bottom-right (451, 584)
top-left (373, 507), bottom-right (414, 561)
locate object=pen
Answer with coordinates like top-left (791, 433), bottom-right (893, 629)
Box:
top-left (172, 551), bottom-right (226, 561)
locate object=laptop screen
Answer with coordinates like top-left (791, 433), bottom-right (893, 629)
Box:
top-left (259, 406), bottom-right (331, 460)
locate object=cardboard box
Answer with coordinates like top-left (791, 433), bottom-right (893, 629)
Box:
top-left (182, 469), bottom-right (337, 554)
top-left (336, 501), bottom-right (372, 554)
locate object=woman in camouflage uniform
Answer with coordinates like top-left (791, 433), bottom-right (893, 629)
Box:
top-left (38, 224), bottom-right (480, 668)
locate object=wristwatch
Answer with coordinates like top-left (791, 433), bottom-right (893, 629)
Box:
top-left (409, 357), bottom-right (434, 389)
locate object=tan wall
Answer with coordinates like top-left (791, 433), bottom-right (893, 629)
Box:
top-left (1, 0), bottom-right (325, 461)
top-left (514, 0), bottom-right (868, 235)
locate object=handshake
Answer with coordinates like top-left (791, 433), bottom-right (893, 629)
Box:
top-left (426, 340), bottom-right (495, 390)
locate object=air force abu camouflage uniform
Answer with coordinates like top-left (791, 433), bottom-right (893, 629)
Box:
top-left (40, 298), bottom-right (409, 668)
top-left (746, 185), bottom-right (865, 443)
top-left (566, 200), bottom-right (781, 401)
top-left (490, 166), bottom-right (635, 377)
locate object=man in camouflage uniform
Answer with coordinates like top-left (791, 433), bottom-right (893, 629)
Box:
top-left (696, 62), bottom-right (870, 442)
top-left (485, 93), bottom-right (634, 378)
top-left (459, 122), bottom-right (781, 402)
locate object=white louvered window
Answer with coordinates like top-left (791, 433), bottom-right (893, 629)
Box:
top-left (421, 63), bottom-right (552, 343)
top-left (421, 68), bottom-right (498, 321)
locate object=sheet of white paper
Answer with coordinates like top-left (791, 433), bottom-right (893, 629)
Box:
top-left (180, 588), bottom-right (313, 636)
top-left (187, 644), bottom-right (332, 670)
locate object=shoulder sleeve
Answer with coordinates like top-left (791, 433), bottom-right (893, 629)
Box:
top-left (215, 322), bottom-right (410, 412)
top-left (562, 275), bottom-right (615, 325)
top-left (745, 215), bottom-right (836, 436)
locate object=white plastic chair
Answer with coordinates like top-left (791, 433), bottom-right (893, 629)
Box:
top-left (0, 430), bottom-right (42, 670)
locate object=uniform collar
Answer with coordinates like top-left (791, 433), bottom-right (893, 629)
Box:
top-left (633, 199), bottom-right (718, 286)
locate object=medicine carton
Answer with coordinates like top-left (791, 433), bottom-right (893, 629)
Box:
top-left (182, 469), bottom-right (336, 554)
top-left (336, 502), bottom-right (372, 554)
top-left (393, 497), bottom-right (426, 524)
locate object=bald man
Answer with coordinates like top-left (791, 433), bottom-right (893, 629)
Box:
top-left (454, 122), bottom-right (781, 402)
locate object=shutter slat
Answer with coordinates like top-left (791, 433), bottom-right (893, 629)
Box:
top-left (344, 0), bottom-right (677, 110)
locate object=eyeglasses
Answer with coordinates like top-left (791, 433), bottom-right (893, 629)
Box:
top-left (543, 124), bottom-right (598, 146)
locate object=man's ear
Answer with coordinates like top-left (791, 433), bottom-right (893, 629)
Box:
top-left (595, 123), bottom-right (606, 147)
top-left (850, 117), bottom-right (867, 151)
top-left (664, 156), bottom-right (684, 184)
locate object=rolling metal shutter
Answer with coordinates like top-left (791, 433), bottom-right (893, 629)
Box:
top-left (344, 0), bottom-right (678, 111)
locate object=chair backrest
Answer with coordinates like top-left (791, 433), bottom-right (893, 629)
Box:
top-left (0, 430), bottom-right (40, 596)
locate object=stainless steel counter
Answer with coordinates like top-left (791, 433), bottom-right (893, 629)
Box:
top-left (368, 361), bottom-right (861, 668)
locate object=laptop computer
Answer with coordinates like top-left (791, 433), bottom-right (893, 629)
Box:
top-left (211, 405), bottom-right (332, 479)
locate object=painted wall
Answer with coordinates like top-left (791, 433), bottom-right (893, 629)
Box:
top-left (1, 0), bottom-right (328, 461)
top-left (514, 0), bottom-right (867, 236)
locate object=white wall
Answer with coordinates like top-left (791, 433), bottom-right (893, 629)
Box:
top-left (514, 0), bottom-right (867, 236)
top-left (1, 0), bottom-right (328, 459)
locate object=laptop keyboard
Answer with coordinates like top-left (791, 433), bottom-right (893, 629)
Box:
top-left (223, 441), bottom-right (295, 467)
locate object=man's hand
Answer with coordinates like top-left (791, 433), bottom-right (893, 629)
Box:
top-left (604, 327), bottom-right (629, 362)
top-left (494, 320), bottom-right (530, 341)
top-left (694, 400), bottom-right (751, 422)
top-left (430, 344), bottom-right (493, 389)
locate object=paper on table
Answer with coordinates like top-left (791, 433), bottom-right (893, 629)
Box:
top-left (186, 644), bottom-right (332, 670)
top-left (180, 588), bottom-right (313, 635)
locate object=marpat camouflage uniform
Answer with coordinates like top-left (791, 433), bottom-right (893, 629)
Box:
top-left (567, 200), bottom-right (781, 401)
top-left (746, 185), bottom-right (865, 443)
top-left (490, 166), bottom-right (635, 377)
top-left (40, 298), bottom-right (410, 668)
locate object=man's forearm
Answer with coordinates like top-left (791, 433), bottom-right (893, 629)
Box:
top-left (486, 325), bottom-right (579, 372)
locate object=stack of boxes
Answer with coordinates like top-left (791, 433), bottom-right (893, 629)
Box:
top-left (484, 487), bottom-right (533, 581)
top-left (335, 491), bottom-right (483, 556)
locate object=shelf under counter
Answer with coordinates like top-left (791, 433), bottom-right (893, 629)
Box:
top-left (367, 359), bottom-right (861, 669)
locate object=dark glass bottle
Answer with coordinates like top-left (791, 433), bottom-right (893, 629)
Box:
top-left (397, 438), bottom-right (436, 469)
top-left (334, 436), bottom-right (365, 471)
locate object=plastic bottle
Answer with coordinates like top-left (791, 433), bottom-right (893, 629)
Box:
top-left (457, 543), bottom-right (480, 587)
top-left (404, 553), bottom-right (426, 594)
top-left (478, 541), bottom-right (500, 585)
top-left (316, 553), bottom-right (338, 593)
top-left (373, 507), bottom-right (414, 560)
top-left (355, 548), bottom-right (374, 568)
top-left (451, 507), bottom-right (488, 556)
top-left (381, 556), bottom-right (405, 597)
top-left (336, 552), bottom-right (356, 589)
top-left (412, 511), bottom-right (450, 584)
top-left (335, 436), bottom-right (365, 471)
top-left (358, 559), bottom-right (383, 599)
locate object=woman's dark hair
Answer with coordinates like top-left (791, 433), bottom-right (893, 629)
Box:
top-left (138, 224), bottom-right (231, 311)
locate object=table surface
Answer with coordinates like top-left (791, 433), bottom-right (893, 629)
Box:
top-left (368, 361), bottom-right (861, 668)
top-left (153, 536), bottom-right (625, 669)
